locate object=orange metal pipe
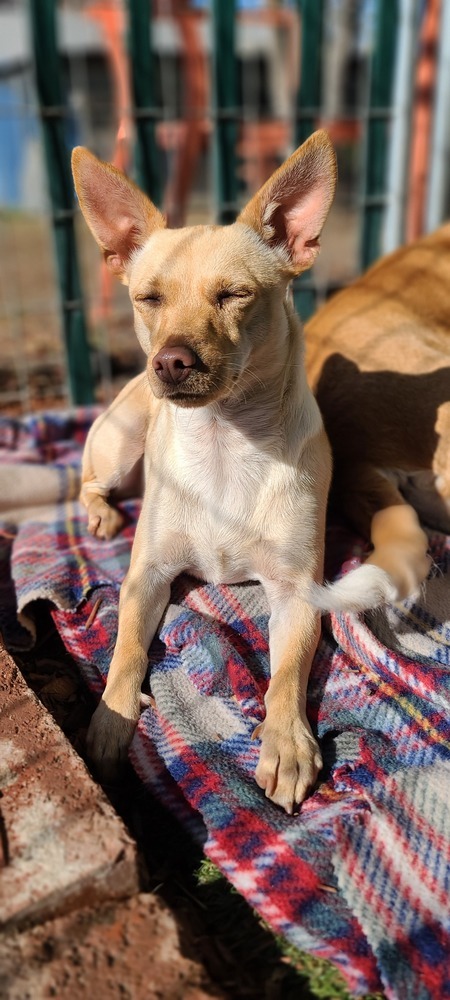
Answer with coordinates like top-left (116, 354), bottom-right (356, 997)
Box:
top-left (406, 0), bottom-right (440, 241)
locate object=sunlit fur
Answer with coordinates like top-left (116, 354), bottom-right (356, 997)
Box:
top-left (73, 131), bottom-right (337, 814)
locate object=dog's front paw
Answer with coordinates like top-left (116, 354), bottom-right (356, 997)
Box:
top-left (86, 696), bottom-right (139, 783)
top-left (86, 496), bottom-right (124, 540)
top-left (253, 719), bottom-right (322, 815)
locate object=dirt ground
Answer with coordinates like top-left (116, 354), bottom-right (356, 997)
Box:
top-left (0, 893), bottom-right (221, 1000)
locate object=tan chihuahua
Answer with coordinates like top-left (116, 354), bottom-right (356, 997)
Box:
top-left (305, 225), bottom-right (450, 610)
top-left (72, 131), bottom-right (337, 814)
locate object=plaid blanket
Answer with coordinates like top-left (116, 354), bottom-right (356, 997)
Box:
top-left (1, 409), bottom-right (450, 1000)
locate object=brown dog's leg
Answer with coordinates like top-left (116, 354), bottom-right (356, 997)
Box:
top-left (365, 506), bottom-right (431, 599)
top-left (433, 401), bottom-right (450, 502)
top-left (254, 581), bottom-right (322, 814)
top-left (337, 464), bottom-right (431, 601)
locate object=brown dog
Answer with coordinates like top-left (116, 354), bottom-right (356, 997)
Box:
top-left (72, 131), bottom-right (337, 813)
top-left (305, 224), bottom-right (450, 608)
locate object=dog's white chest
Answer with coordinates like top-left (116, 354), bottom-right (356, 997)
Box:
top-left (147, 406), bottom-right (288, 584)
top-left (178, 432), bottom-right (267, 583)
top-left (164, 407), bottom-right (272, 512)
top-left (142, 392), bottom-right (325, 589)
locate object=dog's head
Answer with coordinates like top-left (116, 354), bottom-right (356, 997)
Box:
top-left (72, 132), bottom-right (336, 407)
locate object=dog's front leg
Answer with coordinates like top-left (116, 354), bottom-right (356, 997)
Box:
top-left (87, 538), bottom-right (172, 781)
top-left (254, 580), bottom-right (322, 814)
top-left (81, 373), bottom-right (150, 539)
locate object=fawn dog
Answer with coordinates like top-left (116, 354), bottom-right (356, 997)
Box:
top-left (305, 225), bottom-right (450, 611)
top-left (72, 131), bottom-right (337, 813)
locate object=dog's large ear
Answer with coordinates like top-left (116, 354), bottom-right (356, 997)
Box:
top-left (237, 130), bottom-right (336, 274)
top-left (71, 147), bottom-right (165, 283)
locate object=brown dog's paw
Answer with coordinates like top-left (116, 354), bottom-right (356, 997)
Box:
top-left (87, 497), bottom-right (124, 540)
top-left (86, 698), bottom-right (138, 784)
top-left (253, 719), bottom-right (322, 815)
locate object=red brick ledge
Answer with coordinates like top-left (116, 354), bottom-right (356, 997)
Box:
top-left (0, 643), bottom-right (139, 932)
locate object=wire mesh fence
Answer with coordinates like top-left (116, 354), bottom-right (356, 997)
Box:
top-left (0, 0), bottom-right (449, 415)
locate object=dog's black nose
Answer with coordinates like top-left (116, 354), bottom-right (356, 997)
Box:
top-left (152, 345), bottom-right (198, 384)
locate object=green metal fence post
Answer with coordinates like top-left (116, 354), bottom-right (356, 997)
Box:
top-left (293, 0), bottom-right (324, 321)
top-left (360, 0), bottom-right (399, 269)
top-left (211, 0), bottom-right (239, 224)
top-left (295, 0), bottom-right (324, 146)
top-left (28, 0), bottom-right (94, 406)
top-left (127, 0), bottom-right (162, 205)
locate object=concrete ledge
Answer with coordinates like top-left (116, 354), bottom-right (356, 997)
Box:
top-left (0, 643), bottom-right (139, 931)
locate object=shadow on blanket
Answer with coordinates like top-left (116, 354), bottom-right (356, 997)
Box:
top-left (1, 408), bottom-right (450, 1000)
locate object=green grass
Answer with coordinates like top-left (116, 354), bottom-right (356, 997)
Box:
top-left (196, 859), bottom-right (385, 1000)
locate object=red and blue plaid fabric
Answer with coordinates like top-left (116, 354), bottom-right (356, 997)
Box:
top-left (1, 410), bottom-right (450, 1000)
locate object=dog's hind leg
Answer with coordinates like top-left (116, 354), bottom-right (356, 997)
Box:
top-left (365, 503), bottom-right (431, 600)
top-left (433, 401), bottom-right (450, 504)
top-left (81, 373), bottom-right (150, 539)
top-left (310, 464), bottom-right (431, 611)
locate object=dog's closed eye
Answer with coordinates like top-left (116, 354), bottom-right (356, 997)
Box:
top-left (135, 291), bottom-right (163, 307)
top-left (216, 287), bottom-right (254, 308)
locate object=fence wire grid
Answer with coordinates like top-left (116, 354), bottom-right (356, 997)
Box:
top-left (0, 0), bottom-right (449, 414)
